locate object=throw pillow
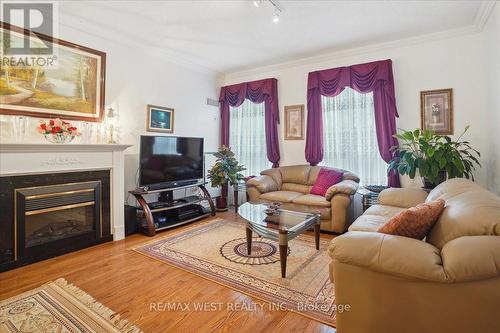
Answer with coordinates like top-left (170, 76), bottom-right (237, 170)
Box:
top-left (310, 168), bottom-right (344, 196)
top-left (378, 199), bottom-right (446, 240)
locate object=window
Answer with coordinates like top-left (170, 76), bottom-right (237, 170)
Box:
top-left (230, 99), bottom-right (271, 176)
top-left (322, 87), bottom-right (387, 185)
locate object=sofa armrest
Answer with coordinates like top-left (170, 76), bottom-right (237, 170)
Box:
top-left (329, 231), bottom-right (448, 282)
top-left (246, 175), bottom-right (279, 194)
top-left (378, 188), bottom-right (428, 208)
top-left (325, 180), bottom-right (359, 201)
top-left (441, 236), bottom-right (500, 282)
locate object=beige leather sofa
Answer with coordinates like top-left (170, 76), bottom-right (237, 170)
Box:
top-left (246, 165), bottom-right (360, 233)
top-left (329, 178), bottom-right (500, 333)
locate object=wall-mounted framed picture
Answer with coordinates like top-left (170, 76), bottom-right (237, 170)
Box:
top-left (0, 22), bottom-right (106, 122)
top-left (420, 89), bottom-right (453, 135)
top-left (146, 104), bottom-right (174, 133)
top-left (284, 104), bottom-right (304, 140)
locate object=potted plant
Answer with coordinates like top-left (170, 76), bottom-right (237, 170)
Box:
top-left (207, 145), bottom-right (246, 211)
top-left (388, 126), bottom-right (481, 189)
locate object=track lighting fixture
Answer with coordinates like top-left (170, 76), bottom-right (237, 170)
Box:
top-left (272, 11), bottom-right (280, 23)
top-left (253, 0), bottom-right (283, 23)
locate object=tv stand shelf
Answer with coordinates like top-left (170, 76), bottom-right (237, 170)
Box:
top-left (129, 182), bottom-right (215, 236)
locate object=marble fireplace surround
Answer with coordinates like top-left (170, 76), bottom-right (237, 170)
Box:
top-left (0, 143), bottom-right (131, 241)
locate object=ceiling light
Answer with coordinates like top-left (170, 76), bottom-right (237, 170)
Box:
top-left (253, 1), bottom-right (261, 7)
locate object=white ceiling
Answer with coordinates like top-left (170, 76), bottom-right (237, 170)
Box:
top-left (59, 1), bottom-right (490, 74)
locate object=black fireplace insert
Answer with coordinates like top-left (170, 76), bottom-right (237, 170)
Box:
top-left (0, 170), bottom-right (111, 271)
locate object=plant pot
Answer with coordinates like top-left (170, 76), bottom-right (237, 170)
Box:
top-left (422, 171), bottom-right (447, 189)
top-left (216, 184), bottom-right (229, 211)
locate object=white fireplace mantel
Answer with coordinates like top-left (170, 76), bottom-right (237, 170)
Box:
top-left (0, 143), bottom-right (132, 241)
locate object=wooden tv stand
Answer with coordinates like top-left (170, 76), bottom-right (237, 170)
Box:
top-left (129, 181), bottom-right (216, 236)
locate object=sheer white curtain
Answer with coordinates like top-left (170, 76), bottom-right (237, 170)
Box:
top-left (230, 99), bottom-right (271, 176)
top-left (321, 87), bottom-right (387, 185)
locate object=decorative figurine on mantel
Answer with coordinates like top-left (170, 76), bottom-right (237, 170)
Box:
top-left (38, 118), bottom-right (81, 144)
top-left (106, 107), bottom-right (120, 144)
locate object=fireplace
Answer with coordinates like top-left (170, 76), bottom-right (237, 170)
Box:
top-left (0, 170), bottom-right (111, 271)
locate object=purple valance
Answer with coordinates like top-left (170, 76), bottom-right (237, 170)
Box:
top-left (305, 59), bottom-right (400, 187)
top-left (219, 78), bottom-right (280, 167)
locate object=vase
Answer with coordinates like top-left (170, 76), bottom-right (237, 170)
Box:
top-left (216, 184), bottom-right (229, 211)
top-left (422, 171), bottom-right (447, 189)
top-left (44, 133), bottom-right (75, 144)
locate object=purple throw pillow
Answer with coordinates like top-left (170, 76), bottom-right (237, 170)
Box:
top-left (310, 168), bottom-right (344, 196)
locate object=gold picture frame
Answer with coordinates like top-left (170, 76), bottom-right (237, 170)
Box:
top-left (146, 104), bottom-right (174, 133)
top-left (0, 22), bottom-right (106, 122)
top-left (420, 89), bottom-right (453, 135)
top-left (284, 105), bottom-right (304, 140)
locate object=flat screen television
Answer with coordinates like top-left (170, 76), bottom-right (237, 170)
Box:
top-left (139, 136), bottom-right (204, 190)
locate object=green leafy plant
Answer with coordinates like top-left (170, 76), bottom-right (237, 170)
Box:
top-left (207, 145), bottom-right (246, 187)
top-left (388, 126), bottom-right (481, 188)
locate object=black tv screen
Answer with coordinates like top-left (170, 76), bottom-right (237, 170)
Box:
top-left (139, 136), bottom-right (204, 188)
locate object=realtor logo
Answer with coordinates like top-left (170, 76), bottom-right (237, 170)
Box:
top-left (1, 2), bottom-right (55, 55)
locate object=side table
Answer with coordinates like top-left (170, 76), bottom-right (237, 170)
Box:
top-left (233, 180), bottom-right (249, 213)
top-left (357, 185), bottom-right (387, 212)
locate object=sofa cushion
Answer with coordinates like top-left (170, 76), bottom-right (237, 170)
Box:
top-left (261, 168), bottom-right (283, 189)
top-left (281, 183), bottom-right (310, 194)
top-left (311, 168), bottom-right (343, 196)
top-left (349, 214), bottom-right (391, 232)
top-left (364, 205), bottom-right (407, 218)
top-left (378, 199), bottom-right (445, 240)
top-left (279, 165), bottom-right (311, 185)
top-left (292, 194), bottom-right (331, 208)
top-left (348, 205), bottom-right (405, 232)
top-left (426, 178), bottom-right (500, 249)
top-left (308, 166), bottom-right (361, 184)
top-left (260, 191), bottom-right (302, 203)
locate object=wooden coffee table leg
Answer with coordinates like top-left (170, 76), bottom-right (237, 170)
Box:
top-left (246, 226), bottom-right (252, 255)
top-left (279, 231), bottom-right (288, 278)
top-left (314, 223), bottom-right (320, 250)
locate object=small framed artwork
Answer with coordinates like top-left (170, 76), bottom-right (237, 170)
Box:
top-left (284, 105), bottom-right (304, 140)
top-left (146, 104), bottom-right (174, 133)
top-left (420, 89), bottom-right (453, 135)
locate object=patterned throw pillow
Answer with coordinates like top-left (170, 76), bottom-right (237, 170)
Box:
top-left (310, 168), bottom-right (344, 196)
top-left (378, 199), bottom-right (446, 240)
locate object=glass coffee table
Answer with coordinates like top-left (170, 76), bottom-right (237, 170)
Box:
top-left (237, 202), bottom-right (321, 278)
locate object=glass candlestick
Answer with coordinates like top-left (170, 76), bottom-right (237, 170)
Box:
top-left (12, 116), bottom-right (28, 142)
top-left (81, 122), bottom-right (94, 143)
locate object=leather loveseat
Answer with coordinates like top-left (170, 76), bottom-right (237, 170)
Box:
top-left (329, 178), bottom-right (500, 333)
top-left (246, 165), bottom-right (360, 233)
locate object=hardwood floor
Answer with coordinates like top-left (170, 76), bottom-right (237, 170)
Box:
top-left (0, 211), bottom-right (336, 333)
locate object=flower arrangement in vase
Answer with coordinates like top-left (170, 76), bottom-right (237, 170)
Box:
top-left (38, 118), bottom-right (81, 143)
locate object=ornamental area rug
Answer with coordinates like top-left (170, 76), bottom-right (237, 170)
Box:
top-left (0, 279), bottom-right (142, 333)
top-left (134, 219), bottom-right (336, 326)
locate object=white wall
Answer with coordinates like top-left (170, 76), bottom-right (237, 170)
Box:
top-left (485, 4), bottom-right (500, 195)
top-left (0, 24), bottom-right (221, 197)
top-left (223, 31), bottom-right (489, 188)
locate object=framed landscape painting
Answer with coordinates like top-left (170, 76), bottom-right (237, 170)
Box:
top-left (284, 105), bottom-right (304, 140)
top-left (0, 22), bottom-right (106, 122)
top-left (146, 105), bottom-right (174, 133)
top-left (420, 89), bottom-right (453, 135)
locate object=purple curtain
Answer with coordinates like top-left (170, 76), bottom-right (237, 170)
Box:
top-left (305, 59), bottom-right (400, 187)
top-left (219, 78), bottom-right (280, 167)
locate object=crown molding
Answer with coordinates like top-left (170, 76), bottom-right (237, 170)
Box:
top-left (223, 24), bottom-right (478, 79)
top-left (54, 1), bottom-right (497, 80)
top-left (58, 15), bottom-right (220, 76)
top-left (474, 1), bottom-right (497, 31)
top-left (224, 1), bottom-right (497, 80)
